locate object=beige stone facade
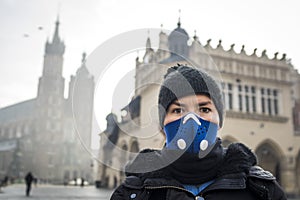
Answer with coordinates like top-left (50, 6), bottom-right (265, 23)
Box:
top-left (97, 23), bottom-right (300, 196)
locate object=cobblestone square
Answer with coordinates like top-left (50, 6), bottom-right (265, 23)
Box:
top-left (0, 184), bottom-right (113, 200)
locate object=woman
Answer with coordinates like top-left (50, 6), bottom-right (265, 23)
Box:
top-left (111, 65), bottom-right (286, 200)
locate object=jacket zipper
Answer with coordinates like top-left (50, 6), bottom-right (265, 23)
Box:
top-left (145, 185), bottom-right (204, 199)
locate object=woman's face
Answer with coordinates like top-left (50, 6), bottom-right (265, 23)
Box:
top-left (163, 94), bottom-right (220, 128)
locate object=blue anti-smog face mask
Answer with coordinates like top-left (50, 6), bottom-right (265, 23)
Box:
top-left (163, 113), bottom-right (218, 154)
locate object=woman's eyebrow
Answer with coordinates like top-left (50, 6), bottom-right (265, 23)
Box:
top-left (198, 101), bottom-right (212, 107)
top-left (172, 101), bottom-right (212, 107)
top-left (172, 101), bottom-right (186, 107)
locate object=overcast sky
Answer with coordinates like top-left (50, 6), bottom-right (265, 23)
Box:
top-left (1, 0), bottom-right (300, 148)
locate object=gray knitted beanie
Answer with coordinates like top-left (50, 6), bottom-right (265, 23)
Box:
top-left (158, 65), bottom-right (224, 128)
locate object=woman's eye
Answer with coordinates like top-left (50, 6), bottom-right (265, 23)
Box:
top-left (172, 108), bottom-right (183, 114)
top-left (199, 107), bottom-right (211, 113)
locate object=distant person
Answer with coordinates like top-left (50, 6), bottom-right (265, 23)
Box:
top-left (0, 175), bottom-right (8, 192)
top-left (24, 172), bottom-right (34, 196)
top-left (74, 178), bottom-right (77, 186)
top-left (63, 178), bottom-right (68, 186)
top-left (2, 176), bottom-right (8, 186)
top-left (81, 177), bottom-right (85, 187)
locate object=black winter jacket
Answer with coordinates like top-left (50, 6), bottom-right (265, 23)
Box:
top-left (111, 142), bottom-right (286, 200)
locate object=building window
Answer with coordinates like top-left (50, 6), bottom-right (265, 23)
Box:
top-left (261, 87), bottom-right (279, 115)
top-left (222, 82), bottom-right (233, 110)
top-left (252, 96), bottom-right (256, 112)
top-left (245, 95), bottom-right (249, 112)
top-left (238, 84), bottom-right (243, 112)
top-left (238, 94), bottom-right (243, 111)
top-left (245, 86), bottom-right (249, 112)
top-left (261, 99), bottom-right (265, 114)
top-left (228, 93), bottom-right (233, 110)
top-left (261, 88), bottom-right (265, 114)
top-left (274, 99), bottom-right (278, 115)
top-left (251, 86), bottom-right (256, 112)
top-left (273, 89), bottom-right (279, 115)
top-left (267, 98), bottom-right (272, 115)
top-left (267, 88), bottom-right (272, 115)
top-left (238, 85), bottom-right (242, 92)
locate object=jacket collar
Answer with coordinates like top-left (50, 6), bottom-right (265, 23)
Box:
top-left (124, 172), bottom-right (248, 192)
top-left (124, 141), bottom-right (257, 191)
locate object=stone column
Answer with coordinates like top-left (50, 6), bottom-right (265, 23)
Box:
top-left (281, 155), bottom-right (298, 197)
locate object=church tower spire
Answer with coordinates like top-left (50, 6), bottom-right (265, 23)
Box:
top-left (177, 9), bottom-right (181, 28)
top-left (38, 18), bottom-right (65, 99)
top-left (53, 16), bottom-right (61, 44)
top-left (45, 16), bottom-right (65, 55)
